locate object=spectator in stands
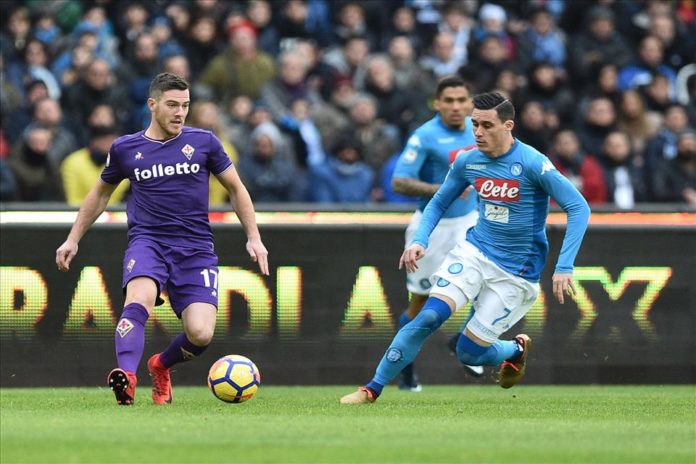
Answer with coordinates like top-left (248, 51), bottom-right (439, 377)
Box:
top-left (362, 54), bottom-right (423, 138)
top-left (381, 6), bottom-right (425, 55)
top-left (0, 158), bottom-right (18, 202)
top-left (62, 58), bottom-right (131, 133)
top-left (523, 61), bottom-right (575, 125)
top-left (1, 6), bottom-right (32, 66)
top-left (469, 3), bottom-right (514, 59)
top-left (331, 2), bottom-right (379, 51)
top-left (4, 79), bottom-right (50, 145)
top-left (276, 0), bottom-right (332, 49)
top-left (347, 94), bottom-right (400, 174)
top-left (644, 103), bottom-right (691, 196)
top-left (569, 6), bottom-right (632, 88)
top-left (419, 31), bottom-right (465, 81)
top-left (197, 20), bottom-right (275, 104)
top-left (576, 96), bottom-right (618, 161)
top-left (618, 35), bottom-right (677, 92)
top-left (162, 54), bottom-right (191, 82)
top-left (617, 89), bottom-right (661, 155)
top-left (437, 3), bottom-right (472, 67)
top-left (387, 36), bottom-right (434, 101)
top-left (151, 15), bottom-right (184, 60)
top-left (32, 97), bottom-right (79, 165)
top-left (322, 34), bottom-right (370, 83)
top-left (124, 32), bottom-right (161, 122)
top-left (584, 63), bottom-right (622, 106)
top-left (238, 121), bottom-right (306, 202)
top-left (640, 73), bottom-right (675, 113)
top-left (549, 128), bottom-right (607, 205)
top-left (7, 124), bottom-right (63, 201)
top-left (514, 100), bottom-right (552, 154)
top-left (260, 49), bottom-right (321, 124)
top-left (116, 1), bottom-right (150, 59)
top-left (183, 16), bottom-right (220, 81)
top-left (458, 35), bottom-right (510, 94)
top-left (5, 37), bottom-right (61, 101)
top-left (649, 12), bottom-right (694, 70)
top-left (309, 135), bottom-right (374, 203)
top-left (224, 95), bottom-right (255, 155)
top-left (601, 131), bottom-right (648, 209)
top-left (246, 0), bottom-right (280, 56)
top-left (165, 2), bottom-right (191, 44)
top-left (516, 7), bottom-right (567, 75)
top-left (652, 129), bottom-right (696, 204)
top-left (60, 125), bottom-right (128, 206)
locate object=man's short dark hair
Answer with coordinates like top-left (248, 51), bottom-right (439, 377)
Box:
top-left (149, 72), bottom-right (189, 98)
top-left (435, 75), bottom-right (469, 98)
top-left (473, 91), bottom-right (515, 122)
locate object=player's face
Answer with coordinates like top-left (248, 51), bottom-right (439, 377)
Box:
top-left (434, 86), bottom-right (471, 129)
top-left (149, 89), bottom-right (190, 138)
top-left (471, 108), bottom-right (514, 156)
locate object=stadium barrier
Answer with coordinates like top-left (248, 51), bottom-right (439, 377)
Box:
top-left (1, 211), bottom-right (694, 386)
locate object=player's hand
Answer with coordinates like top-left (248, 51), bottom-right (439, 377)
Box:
top-left (56, 239), bottom-right (79, 272)
top-left (552, 272), bottom-right (576, 304)
top-left (399, 244), bottom-right (426, 273)
top-left (246, 238), bottom-right (269, 276)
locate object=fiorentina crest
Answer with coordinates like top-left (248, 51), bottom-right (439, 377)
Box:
top-left (181, 144), bottom-right (195, 160)
top-left (116, 318), bottom-right (134, 338)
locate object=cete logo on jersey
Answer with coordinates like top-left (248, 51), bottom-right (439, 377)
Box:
top-left (448, 145), bottom-right (477, 164)
top-left (475, 178), bottom-right (520, 201)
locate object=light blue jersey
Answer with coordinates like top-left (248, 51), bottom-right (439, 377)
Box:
top-left (393, 115), bottom-right (477, 219)
top-left (412, 139), bottom-right (590, 282)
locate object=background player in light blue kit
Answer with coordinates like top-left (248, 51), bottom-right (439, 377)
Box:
top-left (56, 73), bottom-right (269, 405)
top-left (341, 92), bottom-right (590, 404)
top-left (391, 76), bottom-right (482, 391)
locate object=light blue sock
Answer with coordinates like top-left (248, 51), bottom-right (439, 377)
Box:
top-left (398, 311), bottom-right (415, 381)
top-left (366, 298), bottom-right (451, 395)
top-left (456, 334), bottom-right (520, 366)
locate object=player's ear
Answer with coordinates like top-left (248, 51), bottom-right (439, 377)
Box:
top-left (433, 97), bottom-right (441, 112)
top-left (504, 119), bottom-right (514, 131)
top-left (147, 98), bottom-right (156, 112)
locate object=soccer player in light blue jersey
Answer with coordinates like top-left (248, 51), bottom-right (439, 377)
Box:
top-left (341, 92), bottom-right (590, 404)
top-left (391, 76), bottom-right (483, 391)
top-left (56, 73), bottom-right (269, 405)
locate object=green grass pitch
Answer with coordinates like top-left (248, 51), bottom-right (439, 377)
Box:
top-left (1, 385), bottom-right (694, 464)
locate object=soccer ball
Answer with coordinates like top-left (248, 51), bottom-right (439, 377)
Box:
top-left (207, 355), bottom-right (261, 403)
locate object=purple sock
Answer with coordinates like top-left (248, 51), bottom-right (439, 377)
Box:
top-left (115, 303), bottom-right (149, 373)
top-left (158, 333), bottom-right (208, 368)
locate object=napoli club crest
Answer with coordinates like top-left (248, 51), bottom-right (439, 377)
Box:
top-left (510, 163), bottom-right (523, 176)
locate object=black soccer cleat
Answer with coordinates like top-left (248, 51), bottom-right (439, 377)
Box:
top-left (108, 368), bottom-right (137, 405)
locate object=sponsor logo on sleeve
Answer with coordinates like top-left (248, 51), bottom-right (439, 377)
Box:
top-left (541, 159), bottom-right (555, 175)
top-left (407, 135), bottom-right (421, 147)
top-left (404, 149), bottom-right (417, 163)
top-left (475, 178), bottom-right (520, 201)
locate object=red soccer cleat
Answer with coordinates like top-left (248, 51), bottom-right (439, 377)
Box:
top-left (147, 354), bottom-right (173, 405)
top-left (107, 368), bottom-right (137, 405)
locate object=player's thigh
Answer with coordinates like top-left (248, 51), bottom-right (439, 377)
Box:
top-left (182, 302), bottom-right (217, 346)
top-left (466, 279), bottom-right (539, 344)
top-left (165, 246), bottom-right (219, 316)
top-left (405, 220), bottom-right (461, 294)
top-left (431, 241), bottom-right (485, 306)
top-left (122, 239), bottom-right (169, 312)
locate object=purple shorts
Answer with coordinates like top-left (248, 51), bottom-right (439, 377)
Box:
top-left (122, 238), bottom-right (219, 317)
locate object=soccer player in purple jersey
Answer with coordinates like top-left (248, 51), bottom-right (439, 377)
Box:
top-left (56, 73), bottom-right (269, 406)
top-left (341, 92), bottom-right (590, 404)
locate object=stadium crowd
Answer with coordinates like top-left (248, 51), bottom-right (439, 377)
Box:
top-left (1, 0), bottom-right (695, 206)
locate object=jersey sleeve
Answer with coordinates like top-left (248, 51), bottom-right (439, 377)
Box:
top-left (207, 132), bottom-right (234, 175)
top-left (530, 154), bottom-right (591, 274)
top-left (411, 155), bottom-right (471, 248)
top-left (392, 132), bottom-right (429, 179)
top-left (100, 142), bottom-right (126, 185)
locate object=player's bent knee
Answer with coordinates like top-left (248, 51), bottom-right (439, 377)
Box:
top-left (456, 334), bottom-right (489, 365)
top-left (185, 326), bottom-right (213, 347)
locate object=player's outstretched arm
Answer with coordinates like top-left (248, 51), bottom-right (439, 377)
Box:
top-left (56, 180), bottom-right (118, 272)
top-left (216, 167), bottom-right (269, 276)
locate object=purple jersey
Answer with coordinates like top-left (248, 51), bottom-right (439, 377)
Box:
top-left (101, 127), bottom-right (233, 249)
